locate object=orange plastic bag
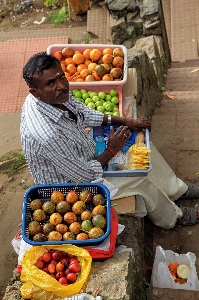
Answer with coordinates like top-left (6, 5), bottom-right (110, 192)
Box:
top-left (20, 244), bottom-right (92, 299)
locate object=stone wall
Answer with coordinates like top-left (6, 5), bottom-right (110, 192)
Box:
top-left (104, 0), bottom-right (170, 118)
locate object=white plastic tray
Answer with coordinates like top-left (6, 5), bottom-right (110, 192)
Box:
top-left (91, 127), bottom-right (152, 177)
top-left (46, 44), bottom-right (128, 92)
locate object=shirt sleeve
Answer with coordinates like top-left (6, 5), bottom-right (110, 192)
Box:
top-left (41, 135), bottom-right (104, 182)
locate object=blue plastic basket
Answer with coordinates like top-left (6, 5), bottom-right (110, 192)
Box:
top-left (22, 183), bottom-right (111, 246)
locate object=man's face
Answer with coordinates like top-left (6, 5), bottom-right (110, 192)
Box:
top-left (30, 63), bottom-right (69, 105)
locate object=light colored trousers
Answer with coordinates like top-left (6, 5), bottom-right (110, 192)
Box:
top-left (105, 142), bottom-right (187, 229)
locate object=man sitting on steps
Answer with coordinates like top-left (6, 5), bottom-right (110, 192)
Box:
top-left (20, 52), bottom-right (199, 229)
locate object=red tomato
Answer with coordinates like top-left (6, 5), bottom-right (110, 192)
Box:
top-left (34, 259), bottom-right (44, 269)
top-left (37, 255), bottom-right (44, 261)
top-left (65, 268), bottom-right (70, 276)
top-left (42, 266), bottom-right (50, 274)
top-left (69, 263), bottom-right (81, 273)
top-left (52, 250), bottom-right (63, 261)
top-left (56, 271), bottom-right (65, 280)
top-left (59, 277), bottom-right (68, 285)
top-left (67, 254), bottom-right (75, 258)
top-left (60, 257), bottom-right (68, 266)
top-left (50, 259), bottom-right (58, 266)
top-left (69, 258), bottom-right (79, 264)
top-left (67, 272), bottom-right (77, 282)
top-left (42, 252), bottom-right (52, 263)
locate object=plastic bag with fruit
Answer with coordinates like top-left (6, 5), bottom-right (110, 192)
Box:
top-left (20, 245), bottom-right (92, 299)
top-left (151, 245), bottom-right (199, 290)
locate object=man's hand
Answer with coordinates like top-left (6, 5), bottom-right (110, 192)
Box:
top-left (95, 125), bottom-right (131, 168)
top-left (106, 125), bottom-right (131, 154)
top-left (125, 117), bottom-right (151, 132)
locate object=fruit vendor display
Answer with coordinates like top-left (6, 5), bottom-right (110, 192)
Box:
top-left (52, 46), bottom-right (124, 82)
top-left (34, 250), bottom-right (81, 286)
top-left (72, 87), bottom-right (120, 116)
top-left (27, 190), bottom-right (107, 242)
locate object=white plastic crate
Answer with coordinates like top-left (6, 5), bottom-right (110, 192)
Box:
top-left (46, 44), bottom-right (128, 92)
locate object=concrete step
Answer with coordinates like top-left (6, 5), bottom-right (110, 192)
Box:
top-left (165, 67), bottom-right (199, 91)
top-left (170, 0), bottom-right (199, 62)
top-left (171, 59), bottom-right (199, 69)
top-left (147, 287), bottom-right (199, 299)
top-left (163, 90), bottom-right (199, 99)
top-left (87, 7), bottom-right (112, 44)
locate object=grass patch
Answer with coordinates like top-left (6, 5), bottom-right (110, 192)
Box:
top-left (47, 6), bottom-right (68, 24)
top-left (84, 32), bottom-right (91, 44)
top-left (44, 0), bottom-right (57, 7)
top-left (1, 151), bottom-right (27, 177)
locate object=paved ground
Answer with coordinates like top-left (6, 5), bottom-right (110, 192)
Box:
top-left (1, 1), bottom-right (199, 299)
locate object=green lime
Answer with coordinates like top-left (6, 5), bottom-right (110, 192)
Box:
top-left (111, 96), bottom-right (119, 104)
top-left (92, 96), bottom-right (100, 103)
top-left (97, 106), bottom-right (105, 113)
top-left (87, 91), bottom-right (92, 95)
top-left (87, 102), bottom-right (96, 110)
top-left (109, 88), bottom-right (117, 97)
top-left (105, 103), bottom-right (115, 112)
top-left (105, 94), bottom-right (112, 101)
top-left (90, 92), bottom-right (97, 98)
top-left (72, 89), bottom-right (79, 96)
top-left (103, 100), bottom-right (111, 107)
top-left (104, 111), bottom-right (113, 114)
top-left (113, 107), bottom-right (119, 113)
top-left (85, 98), bottom-right (92, 105)
top-left (75, 91), bottom-right (82, 99)
top-left (82, 93), bottom-right (89, 100)
top-left (80, 89), bottom-right (87, 94)
top-left (98, 92), bottom-right (106, 99)
top-left (95, 100), bottom-right (104, 108)
top-left (113, 111), bottom-right (120, 116)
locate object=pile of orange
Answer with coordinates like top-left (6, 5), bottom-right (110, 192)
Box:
top-left (168, 262), bottom-right (190, 284)
top-left (52, 46), bottom-right (125, 82)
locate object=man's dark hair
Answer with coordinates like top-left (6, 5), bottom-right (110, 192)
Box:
top-left (23, 52), bottom-right (60, 88)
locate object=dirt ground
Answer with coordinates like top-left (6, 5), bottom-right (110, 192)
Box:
top-left (0, 156), bottom-right (34, 299)
top-left (0, 0), bottom-right (89, 29)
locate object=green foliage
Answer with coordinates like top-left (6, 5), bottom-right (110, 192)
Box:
top-left (10, 22), bottom-right (20, 27)
top-left (161, 56), bottom-right (167, 67)
top-left (84, 32), bottom-right (91, 44)
top-left (2, 153), bottom-right (27, 176)
top-left (44, 0), bottom-right (57, 7)
top-left (47, 6), bottom-right (68, 24)
top-left (132, 28), bottom-right (143, 41)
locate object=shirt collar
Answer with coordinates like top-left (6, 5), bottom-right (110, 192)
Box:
top-left (32, 91), bottom-right (75, 122)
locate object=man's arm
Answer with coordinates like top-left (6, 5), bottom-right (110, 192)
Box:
top-left (102, 114), bottom-right (151, 132)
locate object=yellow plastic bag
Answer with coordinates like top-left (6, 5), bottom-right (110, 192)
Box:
top-left (20, 244), bottom-right (92, 299)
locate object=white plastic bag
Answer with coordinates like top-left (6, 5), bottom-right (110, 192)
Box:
top-left (151, 246), bottom-right (199, 290)
top-left (65, 294), bottom-right (102, 300)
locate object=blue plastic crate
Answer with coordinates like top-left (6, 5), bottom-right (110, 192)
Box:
top-left (22, 183), bottom-right (111, 246)
top-left (91, 127), bottom-right (152, 177)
